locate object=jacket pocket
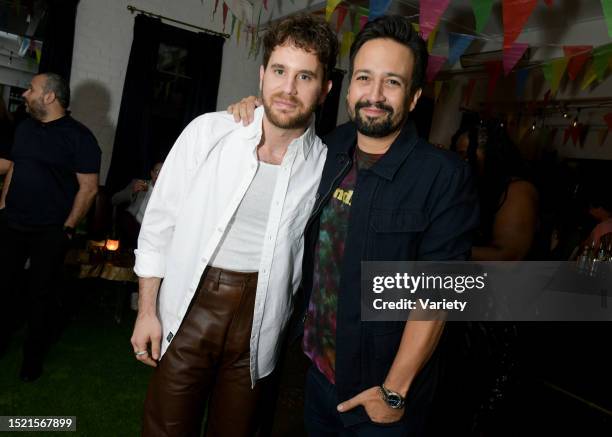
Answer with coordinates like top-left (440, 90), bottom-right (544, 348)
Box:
top-left (368, 209), bottom-right (427, 260)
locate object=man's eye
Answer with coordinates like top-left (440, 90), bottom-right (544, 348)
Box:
top-left (299, 74), bottom-right (312, 81)
top-left (387, 79), bottom-right (401, 86)
top-left (356, 75), bottom-right (369, 81)
top-left (274, 69), bottom-right (284, 75)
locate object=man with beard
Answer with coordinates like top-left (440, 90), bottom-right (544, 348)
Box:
top-left (229, 15), bottom-right (479, 436)
top-left (131, 14), bottom-right (338, 437)
top-left (0, 73), bottom-right (100, 381)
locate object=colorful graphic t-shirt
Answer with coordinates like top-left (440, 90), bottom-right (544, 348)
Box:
top-left (303, 147), bottom-right (382, 384)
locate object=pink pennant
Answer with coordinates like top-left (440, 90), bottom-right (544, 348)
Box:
top-left (419, 0), bottom-right (451, 41)
top-left (564, 45), bottom-right (592, 81)
top-left (359, 15), bottom-right (368, 31)
top-left (222, 3), bottom-right (229, 31)
top-left (503, 42), bottom-right (529, 75)
top-left (486, 61), bottom-right (503, 100)
top-left (336, 6), bottom-right (348, 32)
top-left (426, 55), bottom-right (447, 83)
top-left (503, 0), bottom-right (537, 49)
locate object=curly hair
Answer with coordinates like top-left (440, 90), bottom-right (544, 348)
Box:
top-left (263, 14), bottom-right (338, 82)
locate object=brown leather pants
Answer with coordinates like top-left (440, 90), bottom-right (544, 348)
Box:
top-left (142, 266), bottom-right (267, 437)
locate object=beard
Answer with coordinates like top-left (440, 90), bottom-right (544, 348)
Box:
top-left (263, 92), bottom-right (316, 130)
top-left (348, 100), bottom-right (406, 138)
top-left (25, 97), bottom-right (47, 121)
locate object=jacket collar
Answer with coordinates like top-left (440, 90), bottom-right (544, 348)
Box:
top-left (241, 106), bottom-right (318, 160)
top-left (334, 119), bottom-right (420, 181)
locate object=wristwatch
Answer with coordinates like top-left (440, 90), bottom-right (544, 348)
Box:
top-left (379, 384), bottom-right (405, 409)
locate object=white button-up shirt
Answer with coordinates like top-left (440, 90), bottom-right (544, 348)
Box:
top-left (134, 107), bottom-right (327, 383)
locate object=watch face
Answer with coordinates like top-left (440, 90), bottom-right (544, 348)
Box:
top-left (387, 393), bottom-right (403, 409)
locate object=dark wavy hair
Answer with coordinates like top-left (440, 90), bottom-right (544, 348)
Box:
top-left (451, 116), bottom-right (528, 234)
top-left (263, 14), bottom-right (338, 82)
top-left (349, 15), bottom-right (428, 94)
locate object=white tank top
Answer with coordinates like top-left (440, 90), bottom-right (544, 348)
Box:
top-left (209, 161), bottom-right (279, 272)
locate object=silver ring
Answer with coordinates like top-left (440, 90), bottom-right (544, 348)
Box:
top-left (134, 350), bottom-right (148, 356)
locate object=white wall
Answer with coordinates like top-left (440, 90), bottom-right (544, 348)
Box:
top-left (70, 0), bottom-right (270, 183)
top-left (428, 14), bottom-right (612, 161)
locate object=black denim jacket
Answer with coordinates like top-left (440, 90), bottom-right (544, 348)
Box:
top-left (296, 119), bottom-right (479, 427)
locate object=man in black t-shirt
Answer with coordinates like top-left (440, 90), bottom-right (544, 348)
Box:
top-left (0, 73), bottom-right (101, 382)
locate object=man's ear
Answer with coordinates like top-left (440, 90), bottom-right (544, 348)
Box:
top-left (318, 79), bottom-right (333, 105)
top-left (259, 65), bottom-right (264, 93)
top-left (43, 91), bottom-right (56, 105)
top-left (408, 88), bottom-right (422, 112)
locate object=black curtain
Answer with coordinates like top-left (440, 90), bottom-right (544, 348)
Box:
top-left (315, 68), bottom-right (345, 137)
top-left (106, 15), bottom-right (224, 193)
top-left (39, 0), bottom-right (79, 81)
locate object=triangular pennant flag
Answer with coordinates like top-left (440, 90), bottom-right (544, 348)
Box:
top-left (541, 57), bottom-right (568, 94)
top-left (34, 47), bottom-right (41, 64)
top-left (230, 14), bottom-right (237, 35)
top-left (336, 6), bottom-right (348, 32)
top-left (503, 42), bottom-right (529, 75)
top-left (236, 20), bottom-right (242, 44)
top-left (326, 0), bottom-right (343, 22)
top-left (598, 128), bottom-right (608, 146)
top-left (602, 0), bottom-right (612, 37)
top-left (592, 43), bottom-right (612, 81)
top-left (604, 112), bottom-right (612, 130)
top-left (263, 0), bottom-right (268, 10)
top-left (360, 15), bottom-right (369, 31)
top-left (222, 2), bottom-right (229, 31)
top-left (563, 127), bottom-right (571, 145)
top-left (434, 81), bottom-right (443, 101)
top-left (486, 61), bottom-right (503, 100)
top-left (369, 0), bottom-right (392, 20)
top-left (581, 61), bottom-right (598, 90)
top-left (471, 0), bottom-right (494, 33)
top-left (503, 0), bottom-right (537, 49)
top-left (426, 55), bottom-right (447, 83)
top-left (447, 33), bottom-right (475, 67)
top-left (353, 12), bottom-right (362, 34)
top-left (420, 0), bottom-right (451, 41)
top-left (564, 45), bottom-right (592, 81)
top-left (515, 68), bottom-right (529, 97)
top-left (463, 78), bottom-right (477, 106)
top-left (412, 22), bottom-right (420, 33)
top-left (427, 25), bottom-right (439, 53)
top-left (340, 31), bottom-right (355, 57)
top-left (544, 0), bottom-right (553, 6)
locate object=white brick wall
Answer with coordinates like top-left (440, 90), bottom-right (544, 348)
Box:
top-left (70, 0), bottom-right (268, 183)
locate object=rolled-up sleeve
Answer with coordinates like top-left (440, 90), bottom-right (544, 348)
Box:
top-left (134, 116), bottom-right (207, 278)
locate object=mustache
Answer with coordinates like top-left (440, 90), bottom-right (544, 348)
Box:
top-left (354, 100), bottom-right (393, 114)
top-left (270, 93), bottom-right (301, 105)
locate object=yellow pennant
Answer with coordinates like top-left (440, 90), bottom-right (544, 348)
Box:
top-left (326, 0), bottom-right (343, 22)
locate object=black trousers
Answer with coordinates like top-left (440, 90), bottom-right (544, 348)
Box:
top-left (0, 214), bottom-right (68, 364)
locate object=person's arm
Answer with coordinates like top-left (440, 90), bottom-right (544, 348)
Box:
top-left (0, 160), bottom-right (13, 208)
top-left (63, 173), bottom-right (99, 229)
top-left (471, 180), bottom-right (538, 261)
top-left (130, 276), bottom-right (162, 367)
top-left (0, 157), bottom-right (11, 175)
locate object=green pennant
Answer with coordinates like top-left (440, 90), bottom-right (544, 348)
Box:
top-left (230, 14), bottom-right (237, 36)
top-left (592, 43), bottom-right (612, 80)
top-left (541, 57), bottom-right (568, 94)
top-left (471, 0), bottom-right (494, 33)
top-left (602, 0), bottom-right (612, 37)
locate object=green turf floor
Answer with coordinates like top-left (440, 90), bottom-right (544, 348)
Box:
top-left (0, 280), bottom-right (152, 436)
